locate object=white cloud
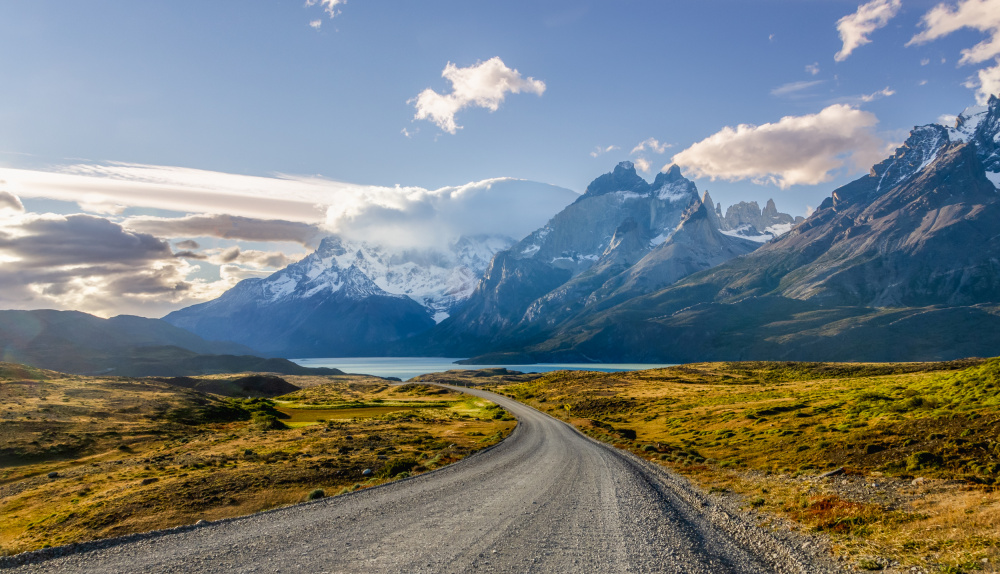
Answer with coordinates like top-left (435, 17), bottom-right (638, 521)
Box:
top-left (972, 58), bottom-right (1000, 102)
top-left (0, 162), bottom-right (577, 252)
top-left (323, 177), bottom-right (577, 250)
top-left (633, 157), bottom-right (651, 173)
top-left (590, 145), bottom-right (618, 158)
top-left (806, 62), bottom-right (821, 75)
top-left (411, 57), bottom-right (546, 134)
top-left (921, 58), bottom-right (932, 65)
top-left (305, 0), bottom-right (344, 18)
top-left (938, 113), bottom-right (960, 125)
top-left (919, 79), bottom-right (930, 85)
top-left (860, 86), bottom-right (896, 101)
top-left (671, 104), bottom-right (885, 189)
top-left (835, 0), bottom-right (902, 61)
top-left (309, 19), bottom-right (322, 30)
top-left (910, 0), bottom-right (1000, 64)
top-left (630, 138), bottom-right (670, 155)
top-left (771, 80), bottom-right (825, 97)
top-left (909, 0), bottom-right (1000, 103)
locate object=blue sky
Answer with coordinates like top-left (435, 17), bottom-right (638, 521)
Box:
top-left (0, 0), bottom-right (997, 316)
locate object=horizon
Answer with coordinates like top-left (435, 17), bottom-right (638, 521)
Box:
top-left (2, 0), bottom-right (999, 318)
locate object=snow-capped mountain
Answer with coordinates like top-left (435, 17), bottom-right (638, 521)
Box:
top-left (478, 96), bottom-right (1000, 364)
top-left (702, 192), bottom-right (804, 243)
top-left (164, 233), bottom-right (515, 356)
top-left (419, 161), bottom-right (764, 352)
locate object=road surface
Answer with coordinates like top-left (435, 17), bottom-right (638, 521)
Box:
top-left (3, 386), bottom-right (836, 573)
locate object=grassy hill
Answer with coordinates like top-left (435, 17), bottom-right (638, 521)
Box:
top-left (0, 364), bottom-right (513, 556)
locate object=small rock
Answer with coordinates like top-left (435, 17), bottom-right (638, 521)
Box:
top-left (361, 468), bottom-right (373, 477)
top-left (47, 471), bottom-right (59, 479)
top-left (912, 477), bottom-right (926, 486)
top-left (195, 520), bottom-right (206, 526)
top-left (818, 467), bottom-right (845, 478)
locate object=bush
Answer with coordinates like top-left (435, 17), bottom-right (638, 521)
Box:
top-left (906, 451), bottom-right (943, 471)
top-left (251, 413), bottom-right (287, 431)
top-left (379, 459), bottom-right (418, 478)
top-left (307, 489), bottom-right (325, 500)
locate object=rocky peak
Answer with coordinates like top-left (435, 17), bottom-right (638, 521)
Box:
top-left (702, 191), bottom-right (723, 229)
top-left (582, 160), bottom-right (651, 198)
top-left (868, 124), bottom-right (950, 195)
top-left (652, 165), bottom-right (684, 187)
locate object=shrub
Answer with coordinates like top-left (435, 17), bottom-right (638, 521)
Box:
top-left (906, 451), bottom-right (943, 471)
top-left (307, 489), bottom-right (325, 500)
top-left (379, 459), bottom-right (418, 478)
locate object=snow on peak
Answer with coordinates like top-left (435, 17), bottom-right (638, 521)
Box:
top-left (260, 233), bottom-right (515, 317)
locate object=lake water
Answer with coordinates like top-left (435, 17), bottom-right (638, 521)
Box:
top-left (290, 357), bottom-right (676, 381)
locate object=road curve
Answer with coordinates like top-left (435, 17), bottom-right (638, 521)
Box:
top-left (4, 386), bottom-right (836, 573)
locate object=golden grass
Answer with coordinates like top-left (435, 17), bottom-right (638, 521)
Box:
top-left (0, 371), bottom-right (514, 556)
top-left (492, 360), bottom-right (1000, 573)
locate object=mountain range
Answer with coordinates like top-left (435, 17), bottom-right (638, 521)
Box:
top-left (161, 97), bottom-right (1000, 364)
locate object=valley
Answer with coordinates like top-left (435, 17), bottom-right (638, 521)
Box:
top-left (0, 365), bottom-right (514, 556)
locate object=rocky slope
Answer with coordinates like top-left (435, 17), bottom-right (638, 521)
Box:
top-left (419, 162), bottom-right (766, 354)
top-left (488, 97), bottom-right (1000, 362)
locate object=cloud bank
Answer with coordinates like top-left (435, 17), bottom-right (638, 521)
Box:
top-left (835, 0), bottom-right (902, 61)
top-left (0, 162), bottom-right (576, 250)
top-left (411, 57), bottom-right (546, 134)
top-left (671, 104), bottom-right (884, 189)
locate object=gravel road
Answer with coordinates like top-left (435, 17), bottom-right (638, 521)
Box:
top-left (3, 386), bottom-right (840, 573)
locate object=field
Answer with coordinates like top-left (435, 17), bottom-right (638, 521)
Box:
top-left (0, 365), bottom-right (514, 556)
top-left (471, 359), bottom-right (1000, 573)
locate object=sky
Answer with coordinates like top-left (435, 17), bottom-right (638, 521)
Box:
top-left (1, 0), bottom-right (998, 318)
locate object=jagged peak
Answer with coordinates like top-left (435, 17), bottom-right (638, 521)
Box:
top-left (582, 161), bottom-right (651, 197)
top-left (653, 164), bottom-right (684, 185)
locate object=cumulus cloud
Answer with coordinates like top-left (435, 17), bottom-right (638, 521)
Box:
top-left (632, 158), bottom-right (652, 173)
top-left (305, 0), bottom-right (344, 18)
top-left (835, 0), bottom-right (902, 61)
top-left (771, 80), bottom-right (825, 97)
top-left (806, 62), bottom-right (821, 75)
top-left (972, 59), bottom-right (1000, 102)
top-left (324, 177), bottom-right (577, 250)
top-left (590, 145), bottom-right (618, 158)
top-left (0, 190), bottom-right (24, 213)
top-left (123, 214), bottom-right (323, 246)
top-left (630, 138), bottom-right (670, 155)
top-left (309, 19), bottom-right (322, 30)
top-left (671, 104), bottom-right (885, 189)
top-left (411, 57), bottom-right (546, 134)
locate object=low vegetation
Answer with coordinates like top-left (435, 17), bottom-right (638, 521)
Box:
top-left (0, 365), bottom-right (514, 556)
top-left (491, 358), bottom-right (1000, 573)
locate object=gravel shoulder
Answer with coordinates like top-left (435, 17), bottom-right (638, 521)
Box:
top-left (2, 386), bottom-right (843, 573)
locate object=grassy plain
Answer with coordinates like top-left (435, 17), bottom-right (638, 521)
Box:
top-left (0, 365), bottom-right (514, 556)
top-left (480, 359), bottom-right (1000, 573)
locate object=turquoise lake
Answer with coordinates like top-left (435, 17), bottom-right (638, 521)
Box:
top-left (289, 357), bottom-right (676, 381)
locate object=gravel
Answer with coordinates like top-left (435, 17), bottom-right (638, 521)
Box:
top-left (2, 386), bottom-right (844, 573)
